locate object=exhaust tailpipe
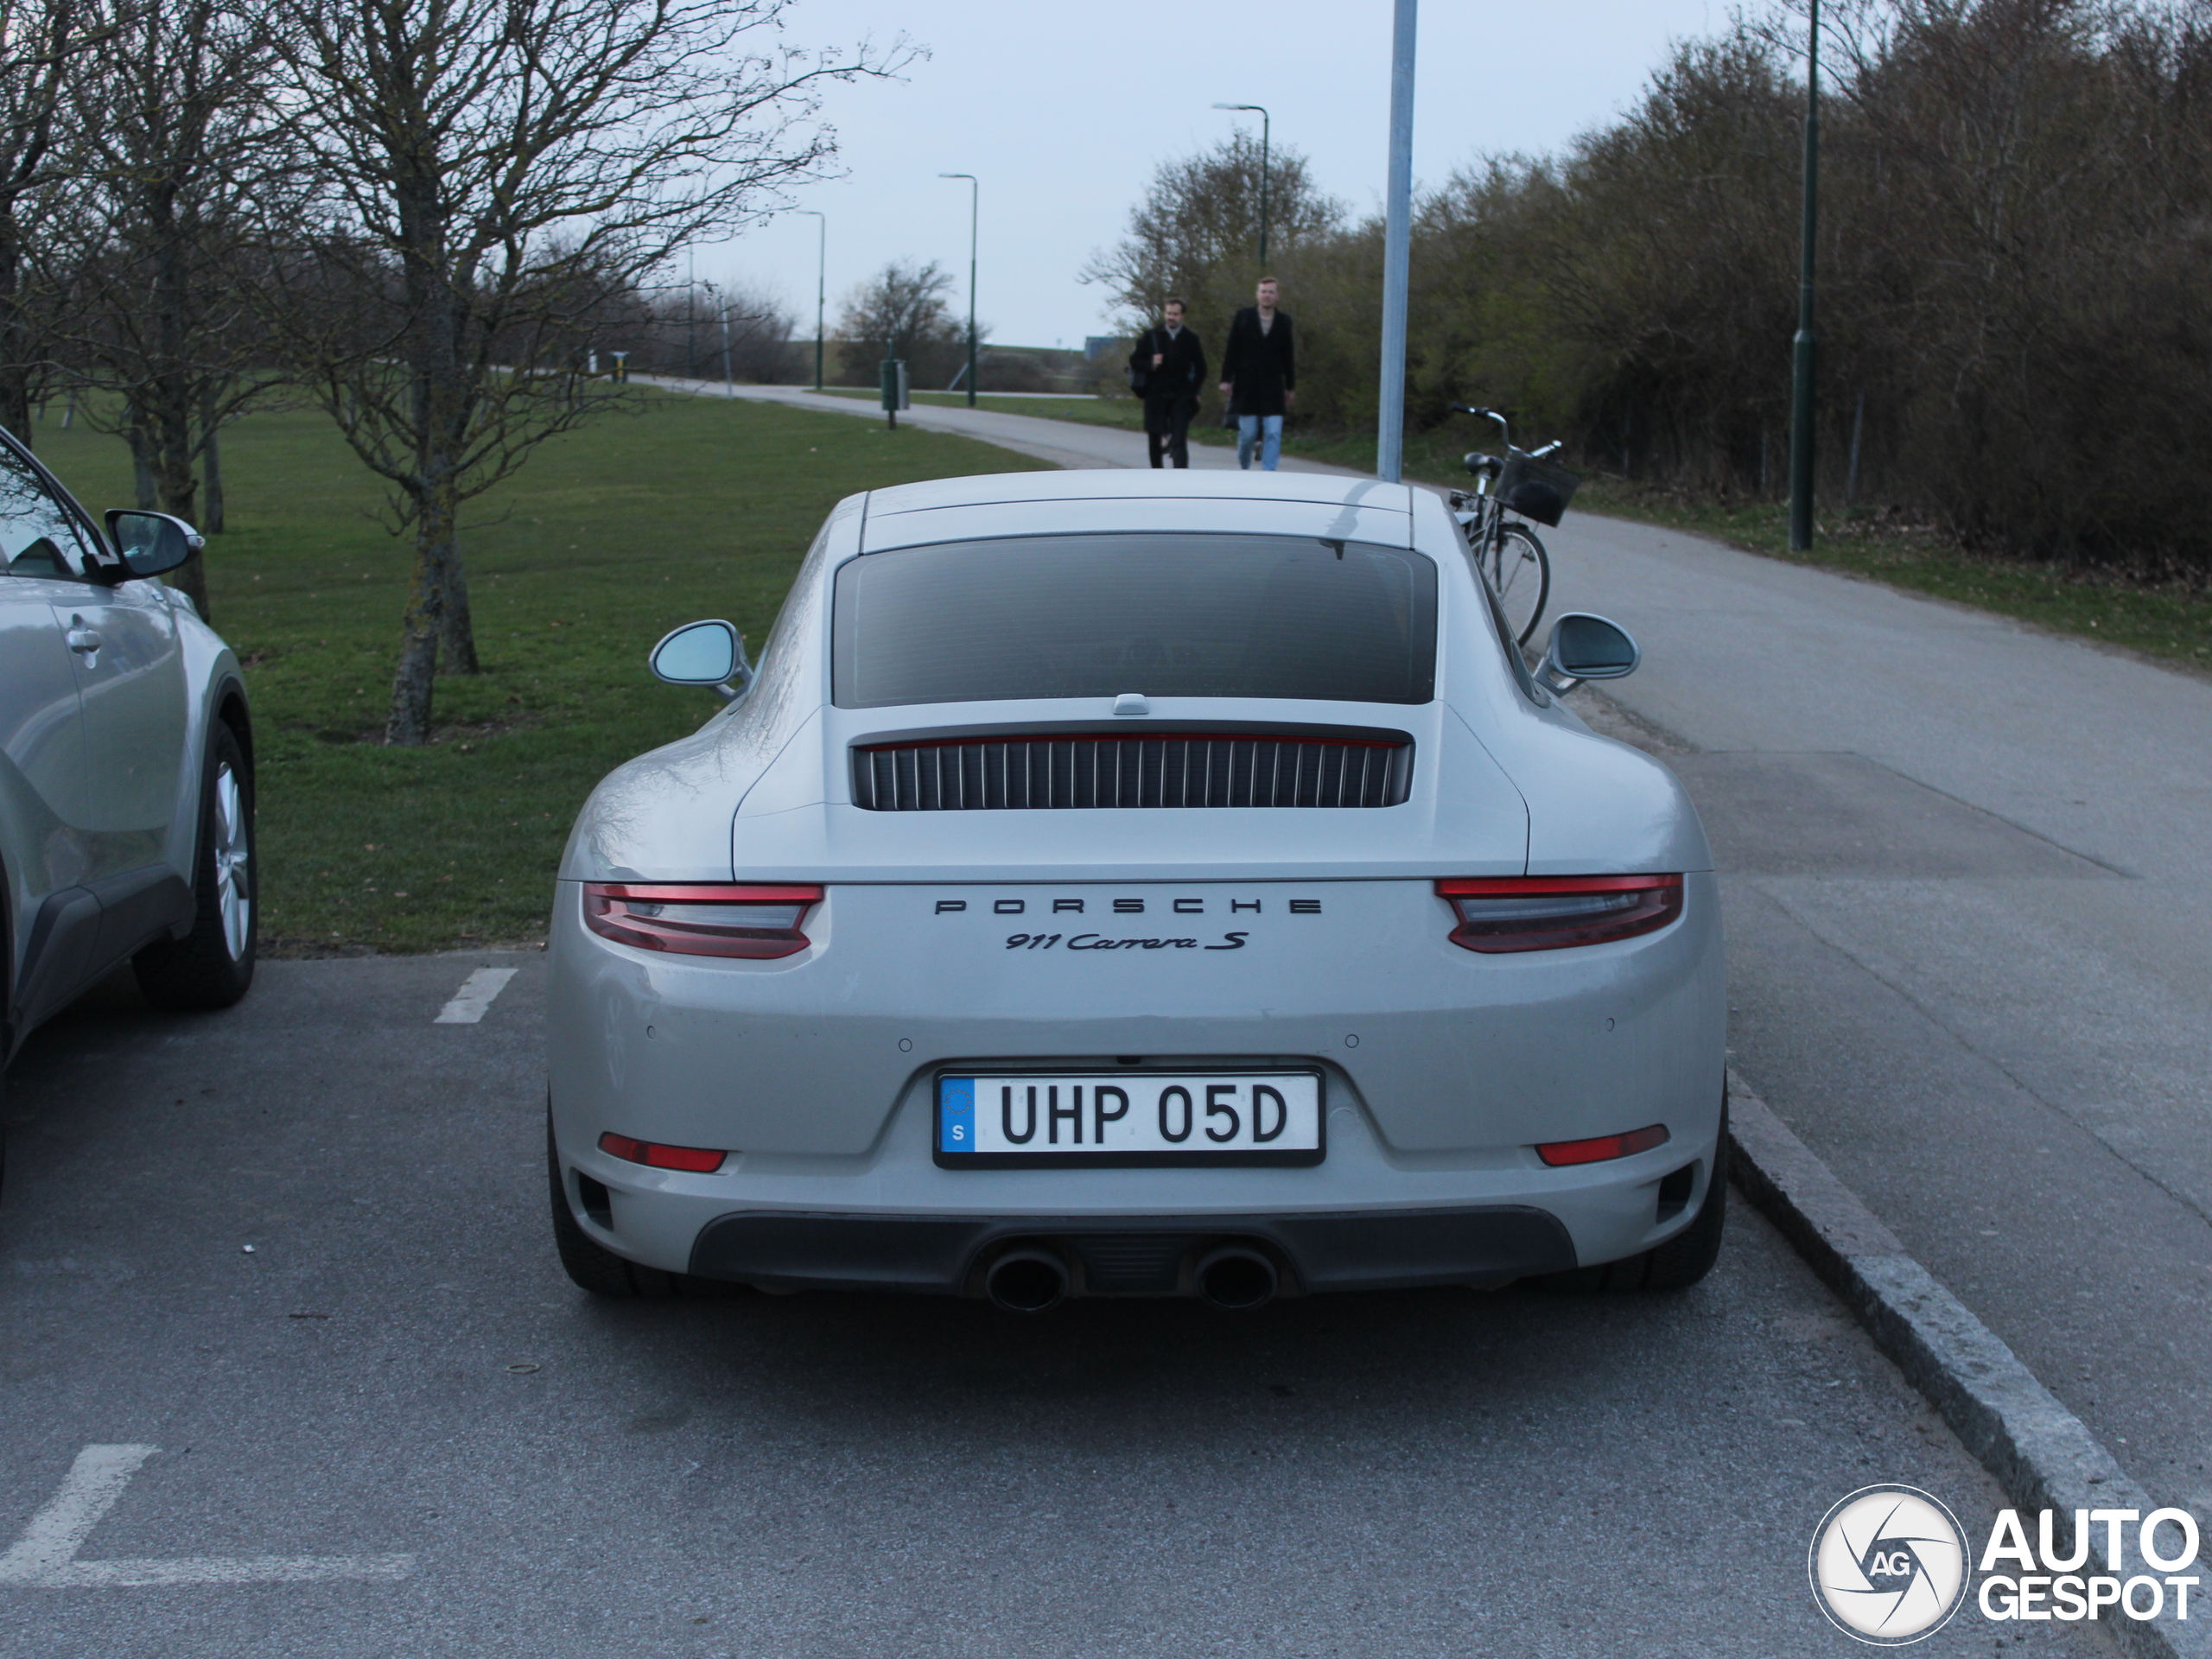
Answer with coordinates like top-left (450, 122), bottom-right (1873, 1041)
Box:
top-left (985, 1248), bottom-right (1069, 1313)
top-left (1194, 1246), bottom-right (1279, 1311)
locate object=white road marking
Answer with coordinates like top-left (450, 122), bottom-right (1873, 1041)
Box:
top-left (0, 1446), bottom-right (414, 1587)
top-left (433, 966), bottom-right (517, 1025)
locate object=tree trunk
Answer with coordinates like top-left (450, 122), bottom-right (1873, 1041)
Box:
top-left (0, 215), bottom-right (33, 445)
top-left (154, 390), bottom-right (209, 619)
top-left (385, 486), bottom-right (449, 746)
top-left (128, 415), bottom-right (158, 506)
top-left (396, 168), bottom-right (481, 680)
top-left (436, 539), bottom-right (478, 673)
top-left (199, 381), bottom-right (224, 532)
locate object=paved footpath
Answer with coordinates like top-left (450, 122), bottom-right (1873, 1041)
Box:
top-left (717, 382), bottom-right (2212, 1529)
top-left (0, 957), bottom-right (2098, 1657)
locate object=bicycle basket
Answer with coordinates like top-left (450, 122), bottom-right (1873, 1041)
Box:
top-left (1496, 454), bottom-right (1582, 527)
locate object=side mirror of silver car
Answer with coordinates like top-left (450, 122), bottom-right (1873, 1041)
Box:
top-left (1535, 613), bottom-right (1641, 696)
top-left (104, 509), bottom-right (204, 579)
top-left (649, 619), bottom-right (753, 702)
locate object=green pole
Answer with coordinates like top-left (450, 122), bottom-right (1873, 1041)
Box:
top-left (799, 211), bottom-right (825, 392)
top-left (1788, 0), bottom-right (1820, 552)
top-left (1213, 104), bottom-right (1272, 270)
top-left (1258, 109), bottom-right (1269, 269)
top-left (941, 174), bottom-right (979, 407)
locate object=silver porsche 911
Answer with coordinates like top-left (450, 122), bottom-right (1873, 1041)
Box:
top-left (547, 470), bottom-right (1726, 1310)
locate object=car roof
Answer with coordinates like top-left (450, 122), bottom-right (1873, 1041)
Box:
top-left (862, 467), bottom-right (1414, 518)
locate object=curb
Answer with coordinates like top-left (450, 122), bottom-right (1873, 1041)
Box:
top-left (1725, 1069), bottom-right (2209, 1659)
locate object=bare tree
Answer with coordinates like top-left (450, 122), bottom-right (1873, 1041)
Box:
top-left (1082, 133), bottom-right (1343, 346)
top-left (60, 0), bottom-right (289, 618)
top-left (0, 0), bottom-right (108, 444)
top-left (266, 0), bottom-right (908, 745)
top-left (834, 258), bottom-right (971, 387)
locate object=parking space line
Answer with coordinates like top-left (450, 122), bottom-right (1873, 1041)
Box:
top-left (0, 1446), bottom-right (414, 1587)
top-left (433, 966), bottom-right (518, 1025)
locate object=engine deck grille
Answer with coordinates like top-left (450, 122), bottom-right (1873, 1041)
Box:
top-left (852, 733), bottom-right (1412, 810)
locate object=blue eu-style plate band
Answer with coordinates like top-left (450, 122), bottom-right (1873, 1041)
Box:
top-left (939, 1077), bottom-right (975, 1153)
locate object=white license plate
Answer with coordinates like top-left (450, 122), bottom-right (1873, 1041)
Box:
top-left (937, 1071), bottom-right (1324, 1167)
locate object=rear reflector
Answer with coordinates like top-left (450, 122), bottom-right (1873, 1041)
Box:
top-left (582, 882), bottom-right (822, 958)
top-left (1536, 1124), bottom-right (1670, 1167)
top-left (599, 1132), bottom-right (728, 1173)
top-left (1436, 874), bottom-right (1682, 953)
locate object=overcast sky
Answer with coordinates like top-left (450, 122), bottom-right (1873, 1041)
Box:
top-left (707, 0), bottom-right (1734, 350)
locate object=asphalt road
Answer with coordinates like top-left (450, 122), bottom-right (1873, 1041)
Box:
top-left (4, 386), bottom-right (2196, 1651)
top-left (0, 955), bottom-right (2100, 1657)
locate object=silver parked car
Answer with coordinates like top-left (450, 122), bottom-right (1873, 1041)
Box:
top-left (548, 470), bottom-right (1725, 1309)
top-left (0, 427), bottom-right (254, 1194)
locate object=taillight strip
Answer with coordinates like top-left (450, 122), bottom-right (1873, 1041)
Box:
top-left (1435, 874), bottom-right (1683, 954)
top-left (582, 881), bottom-right (823, 959)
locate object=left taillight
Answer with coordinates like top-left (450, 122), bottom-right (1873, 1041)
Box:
top-left (1436, 874), bottom-right (1682, 953)
top-left (582, 882), bottom-right (823, 958)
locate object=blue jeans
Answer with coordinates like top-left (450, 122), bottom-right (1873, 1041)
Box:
top-left (1236, 414), bottom-right (1283, 471)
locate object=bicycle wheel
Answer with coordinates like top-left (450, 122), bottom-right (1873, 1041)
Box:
top-left (1486, 523), bottom-right (1551, 646)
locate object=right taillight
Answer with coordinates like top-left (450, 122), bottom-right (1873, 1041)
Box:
top-left (582, 883), bottom-right (822, 958)
top-left (1436, 874), bottom-right (1682, 953)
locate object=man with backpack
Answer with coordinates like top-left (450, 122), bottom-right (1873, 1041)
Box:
top-left (1128, 297), bottom-right (1207, 468)
top-left (1217, 276), bottom-right (1296, 471)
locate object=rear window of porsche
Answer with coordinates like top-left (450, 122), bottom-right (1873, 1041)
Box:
top-left (831, 532), bottom-right (1437, 708)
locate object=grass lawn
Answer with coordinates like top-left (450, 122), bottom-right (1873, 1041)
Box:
top-left (26, 390), bottom-right (1049, 955)
top-left (810, 387), bottom-right (2212, 670)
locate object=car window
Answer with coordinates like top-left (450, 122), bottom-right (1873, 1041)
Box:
top-left (834, 532), bottom-right (1437, 708)
top-left (0, 445), bottom-right (94, 580)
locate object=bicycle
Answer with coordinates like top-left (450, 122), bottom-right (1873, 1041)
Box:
top-left (1446, 404), bottom-right (1580, 646)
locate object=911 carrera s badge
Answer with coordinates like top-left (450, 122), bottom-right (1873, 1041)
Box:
top-left (1004, 931), bottom-right (1249, 950)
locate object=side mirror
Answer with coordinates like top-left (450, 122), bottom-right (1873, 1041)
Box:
top-left (104, 509), bottom-right (203, 579)
top-left (649, 619), bottom-right (752, 700)
top-left (1537, 613), bottom-right (1641, 695)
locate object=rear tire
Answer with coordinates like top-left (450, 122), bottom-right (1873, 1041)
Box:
top-left (134, 722), bottom-right (255, 1012)
top-left (1541, 1092), bottom-right (1729, 1294)
top-left (546, 1118), bottom-right (734, 1300)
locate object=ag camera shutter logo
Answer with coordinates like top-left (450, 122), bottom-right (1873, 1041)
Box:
top-left (1809, 1484), bottom-right (1970, 1644)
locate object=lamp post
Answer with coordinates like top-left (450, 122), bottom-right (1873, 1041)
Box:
top-left (795, 210), bottom-right (826, 391)
top-left (1212, 103), bottom-right (1271, 268)
top-left (1788, 0), bottom-right (1821, 550)
top-left (940, 173), bottom-right (979, 407)
top-left (1376, 2), bottom-right (1416, 483)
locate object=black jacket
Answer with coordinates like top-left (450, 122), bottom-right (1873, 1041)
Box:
top-left (1219, 307), bottom-right (1295, 417)
top-left (1128, 325), bottom-right (1207, 430)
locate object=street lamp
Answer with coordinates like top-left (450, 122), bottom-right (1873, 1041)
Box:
top-left (1787, 0), bottom-right (1821, 551)
top-left (795, 210), bottom-right (826, 391)
top-left (1212, 103), bottom-right (1271, 268)
top-left (933, 172), bottom-right (977, 409)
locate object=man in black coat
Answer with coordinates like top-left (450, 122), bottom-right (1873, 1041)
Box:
top-left (1128, 297), bottom-right (1207, 467)
top-left (1217, 276), bottom-right (1295, 470)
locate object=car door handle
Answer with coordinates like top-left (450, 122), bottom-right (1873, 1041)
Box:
top-left (66, 627), bottom-right (102, 653)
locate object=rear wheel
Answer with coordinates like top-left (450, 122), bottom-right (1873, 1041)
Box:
top-left (1541, 1093), bottom-right (1729, 1294)
top-left (134, 722), bottom-right (255, 1011)
top-left (546, 1118), bottom-right (735, 1300)
top-left (1487, 524), bottom-right (1551, 645)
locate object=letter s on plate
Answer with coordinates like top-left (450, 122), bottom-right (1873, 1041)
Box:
top-left (1205, 931), bottom-right (1249, 950)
